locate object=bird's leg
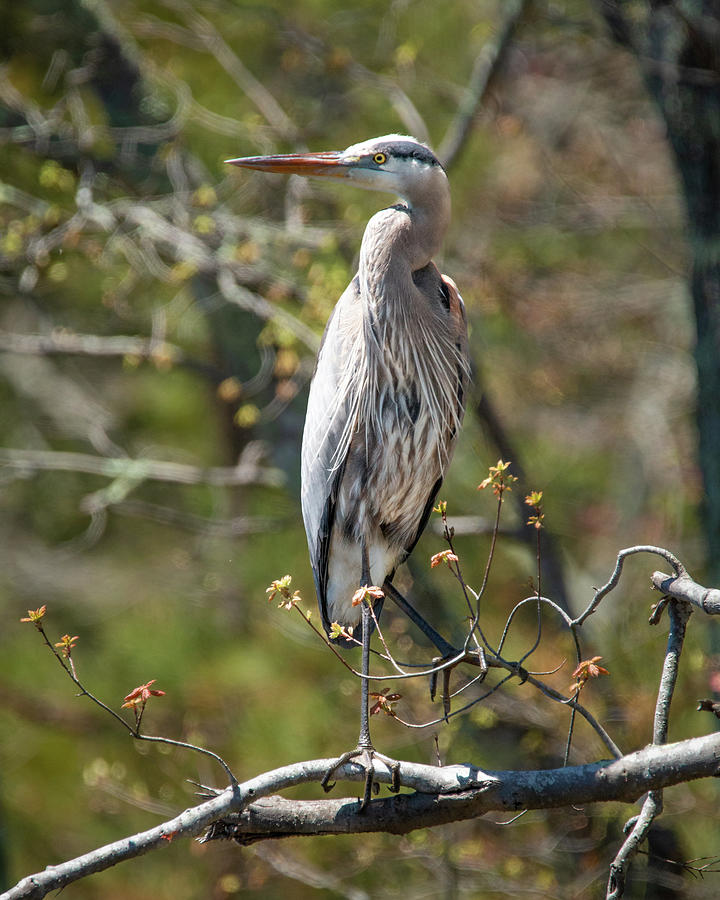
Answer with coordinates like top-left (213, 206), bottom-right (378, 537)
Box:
top-left (382, 580), bottom-right (455, 658)
top-left (357, 594), bottom-right (373, 750)
top-left (382, 581), bottom-right (487, 716)
top-left (355, 544), bottom-right (401, 805)
top-left (320, 541), bottom-right (400, 811)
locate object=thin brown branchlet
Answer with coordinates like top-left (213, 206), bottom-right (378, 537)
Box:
top-left (20, 604), bottom-right (238, 786)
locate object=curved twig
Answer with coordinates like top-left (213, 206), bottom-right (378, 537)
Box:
top-left (573, 546), bottom-right (684, 626)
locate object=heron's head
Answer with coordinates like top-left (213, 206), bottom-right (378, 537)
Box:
top-left (226, 134), bottom-right (446, 207)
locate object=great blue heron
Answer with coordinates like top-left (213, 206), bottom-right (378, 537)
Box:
top-left (227, 135), bottom-right (469, 807)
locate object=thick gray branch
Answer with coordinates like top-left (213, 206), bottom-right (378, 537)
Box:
top-left (651, 571), bottom-right (720, 615)
top-left (1, 787), bottom-right (241, 900)
top-left (216, 734), bottom-right (720, 843)
top-left (7, 735), bottom-right (718, 899)
top-left (217, 734), bottom-right (720, 843)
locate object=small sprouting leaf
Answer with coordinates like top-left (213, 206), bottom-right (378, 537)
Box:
top-left (524, 490), bottom-right (545, 529)
top-left (430, 550), bottom-right (459, 569)
top-left (369, 691), bottom-right (402, 717)
top-left (351, 585), bottom-right (385, 607)
top-left (54, 634), bottom-right (79, 658)
top-left (329, 622), bottom-right (354, 641)
top-left (20, 605), bottom-right (47, 626)
top-left (478, 460), bottom-right (518, 500)
top-left (568, 656), bottom-right (609, 694)
top-left (121, 679), bottom-right (166, 709)
top-left (266, 575), bottom-right (301, 608)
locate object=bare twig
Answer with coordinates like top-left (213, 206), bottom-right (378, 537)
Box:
top-left (216, 268), bottom-right (321, 353)
top-left (158, 0), bottom-right (298, 142)
top-left (0, 328), bottom-right (182, 363)
top-left (473, 389), bottom-right (571, 611)
top-left (30, 615), bottom-right (240, 786)
top-left (573, 546), bottom-right (684, 626)
top-left (520, 669), bottom-right (622, 760)
top-left (438, 0), bottom-right (530, 169)
top-left (0, 445), bottom-right (283, 488)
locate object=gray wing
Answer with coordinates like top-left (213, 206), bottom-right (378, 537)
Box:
top-left (300, 276), bottom-right (361, 623)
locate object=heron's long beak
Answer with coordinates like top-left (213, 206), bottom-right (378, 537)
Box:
top-left (226, 151), bottom-right (351, 178)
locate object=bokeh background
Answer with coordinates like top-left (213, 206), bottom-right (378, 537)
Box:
top-left (1, 1), bottom-right (719, 897)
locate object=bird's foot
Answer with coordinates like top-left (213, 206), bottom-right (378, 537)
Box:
top-left (430, 647), bottom-right (487, 719)
top-left (321, 744), bottom-right (400, 811)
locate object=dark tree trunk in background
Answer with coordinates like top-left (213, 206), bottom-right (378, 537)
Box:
top-left (593, 7), bottom-right (719, 894)
top-left (595, 1), bottom-right (720, 584)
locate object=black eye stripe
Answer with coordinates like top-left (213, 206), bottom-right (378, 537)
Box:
top-left (370, 142), bottom-right (440, 166)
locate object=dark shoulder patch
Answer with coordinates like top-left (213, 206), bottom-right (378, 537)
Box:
top-left (412, 263), bottom-right (449, 311)
top-left (439, 279), bottom-right (451, 310)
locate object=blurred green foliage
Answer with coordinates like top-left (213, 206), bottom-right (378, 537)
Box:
top-left (0, 0), bottom-right (716, 897)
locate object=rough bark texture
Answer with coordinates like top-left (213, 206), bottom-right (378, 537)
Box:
top-left (214, 733), bottom-right (720, 845)
top-left (5, 734), bottom-right (720, 898)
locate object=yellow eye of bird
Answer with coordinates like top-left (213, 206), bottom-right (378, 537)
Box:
top-left (373, 152), bottom-right (387, 165)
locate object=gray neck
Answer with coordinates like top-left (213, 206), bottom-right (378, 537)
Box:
top-left (358, 166), bottom-right (451, 312)
top-left (401, 165), bottom-right (451, 267)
